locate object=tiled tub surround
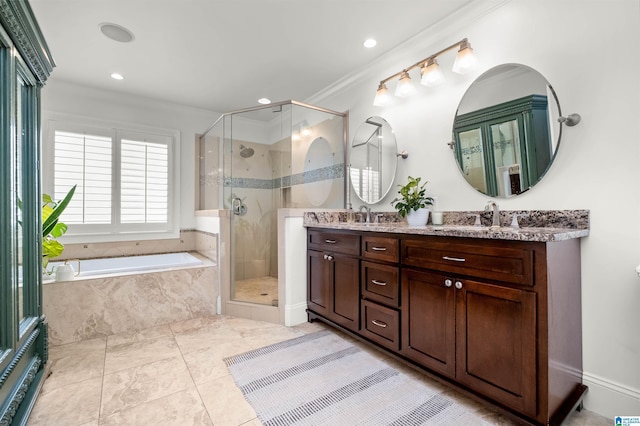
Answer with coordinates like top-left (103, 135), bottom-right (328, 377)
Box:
top-left (44, 230), bottom-right (220, 346)
top-left (304, 209), bottom-right (589, 242)
top-left (44, 254), bottom-right (218, 346)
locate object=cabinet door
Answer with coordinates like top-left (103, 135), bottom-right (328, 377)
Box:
top-left (307, 250), bottom-right (330, 317)
top-left (456, 279), bottom-right (537, 416)
top-left (401, 269), bottom-right (455, 377)
top-left (331, 255), bottom-right (360, 331)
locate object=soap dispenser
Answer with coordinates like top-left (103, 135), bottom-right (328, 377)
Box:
top-left (346, 203), bottom-right (355, 223)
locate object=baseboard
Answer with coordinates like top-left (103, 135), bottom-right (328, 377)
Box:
top-left (583, 372), bottom-right (640, 418)
top-left (284, 302), bottom-right (308, 326)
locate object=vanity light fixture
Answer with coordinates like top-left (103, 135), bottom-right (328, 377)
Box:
top-left (373, 83), bottom-right (392, 107)
top-left (373, 38), bottom-right (477, 106)
top-left (452, 39), bottom-right (476, 74)
top-left (395, 70), bottom-right (416, 97)
top-left (420, 57), bottom-right (444, 87)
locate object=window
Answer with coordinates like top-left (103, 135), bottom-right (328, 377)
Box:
top-left (47, 121), bottom-right (178, 241)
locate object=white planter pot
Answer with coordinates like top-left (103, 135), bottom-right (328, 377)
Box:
top-left (406, 208), bottom-right (430, 226)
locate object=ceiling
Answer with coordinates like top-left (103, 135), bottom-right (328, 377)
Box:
top-left (30, 0), bottom-right (476, 113)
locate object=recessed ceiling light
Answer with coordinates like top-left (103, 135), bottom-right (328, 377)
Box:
top-left (110, 73), bottom-right (124, 80)
top-left (99, 23), bottom-right (135, 43)
top-left (258, 98), bottom-right (271, 104)
top-left (363, 38), bottom-right (377, 48)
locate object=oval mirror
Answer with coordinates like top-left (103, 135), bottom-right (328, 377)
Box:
top-left (452, 64), bottom-right (561, 197)
top-left (350, 116), bottom-right (398, 204)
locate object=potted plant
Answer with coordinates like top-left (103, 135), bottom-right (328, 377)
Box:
top-left (42, 185), bottom-right (76, 271)
top-left (391, 176), bottom-right (434, 226)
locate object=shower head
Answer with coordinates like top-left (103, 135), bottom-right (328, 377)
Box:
top-left (239, 144), bottom-right (254, 158)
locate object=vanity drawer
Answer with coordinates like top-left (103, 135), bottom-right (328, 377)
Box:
top-left (361, 300), bottom-right (400, 351)
top-left (362, 235), bottom-right (399, 263)
top-left (362, 261), bottom-right (400, 307)
top-left (307, 229), bottom-right (360, 256)
top-left (401, 237), bottom-right (534, 285)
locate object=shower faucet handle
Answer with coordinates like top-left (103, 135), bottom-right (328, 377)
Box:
top-left (231, 197), bottom-right (247, 216)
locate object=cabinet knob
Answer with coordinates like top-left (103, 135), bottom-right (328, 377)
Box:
top-left (324, 254), bottom-right (334, 261)
top-left (444, 279), bottom-right (453, 288)
top-left (455, 281), bottom-right (463, 290)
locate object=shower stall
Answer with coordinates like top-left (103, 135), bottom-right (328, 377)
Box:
top-left (199, 101), bottom-right (346, 315)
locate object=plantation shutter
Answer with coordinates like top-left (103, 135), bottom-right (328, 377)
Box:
top-left (53, 130), bottom-right (112, 224)
top-left (120, 134), bottom-right (170, 224)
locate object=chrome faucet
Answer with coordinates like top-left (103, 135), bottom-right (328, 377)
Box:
top-left (485, 201), bottom-right (500, 229)
top-left (358, 205), bottom-right (371, 223)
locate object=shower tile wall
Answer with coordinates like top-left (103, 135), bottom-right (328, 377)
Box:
top-left (228, 140), bottom-right (276, 281)
top-left (227, 133), bottom-right (344, 282)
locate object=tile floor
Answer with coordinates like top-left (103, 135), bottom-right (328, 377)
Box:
top-left (234, 277), bottom-right (279, 306)
top-left (27, 315), bottom-right (610, 426)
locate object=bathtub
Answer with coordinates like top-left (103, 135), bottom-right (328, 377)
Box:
top-left (43, 251), bottom-right (218, 345)
top-left (50, 252), bottom-right (203, 278)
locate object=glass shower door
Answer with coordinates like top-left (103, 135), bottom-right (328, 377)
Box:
top-left (217, 101), bottom-right (345, 309)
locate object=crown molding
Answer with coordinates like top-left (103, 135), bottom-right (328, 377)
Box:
top-left (0, 0), bottom-right (55, 84)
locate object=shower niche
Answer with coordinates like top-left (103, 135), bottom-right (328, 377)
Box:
top-left (199, 101), bottom-right (346, 310)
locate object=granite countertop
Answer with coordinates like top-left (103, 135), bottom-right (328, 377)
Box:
top-left (303, 210), bottom-right (590, 242)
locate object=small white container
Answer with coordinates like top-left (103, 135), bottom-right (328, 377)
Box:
top-left (432, 211), bottom-right (444, 226)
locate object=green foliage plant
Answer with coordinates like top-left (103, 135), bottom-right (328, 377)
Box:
top-left (391, 176), bottom-right (434, 218)
top-left (42, 185), bottom-right (76, 269)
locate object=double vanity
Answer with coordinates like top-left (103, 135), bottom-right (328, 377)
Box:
top-left (304, 209), bottom-right (589, 425)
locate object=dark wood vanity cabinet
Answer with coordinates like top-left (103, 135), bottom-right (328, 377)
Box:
top-left (307, 230), bottom-right (360, 332)
top-left (307, 228), bottom-right (585, 425)
top-left (401, 236), bottom-right (538, 416)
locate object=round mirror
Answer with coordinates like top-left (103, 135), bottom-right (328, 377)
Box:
top-left (452, 64), bottom-right (561, 197)
top-left (350, 116), bottom-right (398, 204)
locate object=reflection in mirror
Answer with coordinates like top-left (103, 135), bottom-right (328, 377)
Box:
top-left (350, 116), bottom-right (397, 204)
top-left (452, 64), bottom-right (560, 197)
top-left (304, 137), bottom-right (334, 206)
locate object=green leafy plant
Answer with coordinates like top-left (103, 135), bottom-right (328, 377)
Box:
top-left (391, 176), bottom-right (434, 217)
top-left (42, 185), bottom-right (76, 268)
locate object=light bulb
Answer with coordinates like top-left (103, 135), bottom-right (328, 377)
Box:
top-left (373, 83), bottom-right (392, 107)
top-left (420, 57), bottom-right (444, 87)
top-left (394, 71), bottom-right (416, 97)
top-left (452, 40), bottom-right (477, 74)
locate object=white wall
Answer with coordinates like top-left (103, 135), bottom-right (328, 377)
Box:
top-left (310, 0), bottom-right (640, 417)
top-left (40, 79), bottom-right (220, 231)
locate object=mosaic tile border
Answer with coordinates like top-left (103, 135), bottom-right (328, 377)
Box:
top-left (224, 164), bottom-right (344, 190)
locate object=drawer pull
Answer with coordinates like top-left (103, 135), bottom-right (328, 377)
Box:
top-left (371, 246), bottom-right (387, 251)
top-left (325, 239), bottom-right (337, 244)
top-left (371, 279), bottom-right (387, 286)
top-left (443, 256), bottom-right (466, 262)
top-left (371, 319), bottom-right (388, 328)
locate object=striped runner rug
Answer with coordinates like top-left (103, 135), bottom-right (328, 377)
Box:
top-left (225, 329), bottom-right (491, 425)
